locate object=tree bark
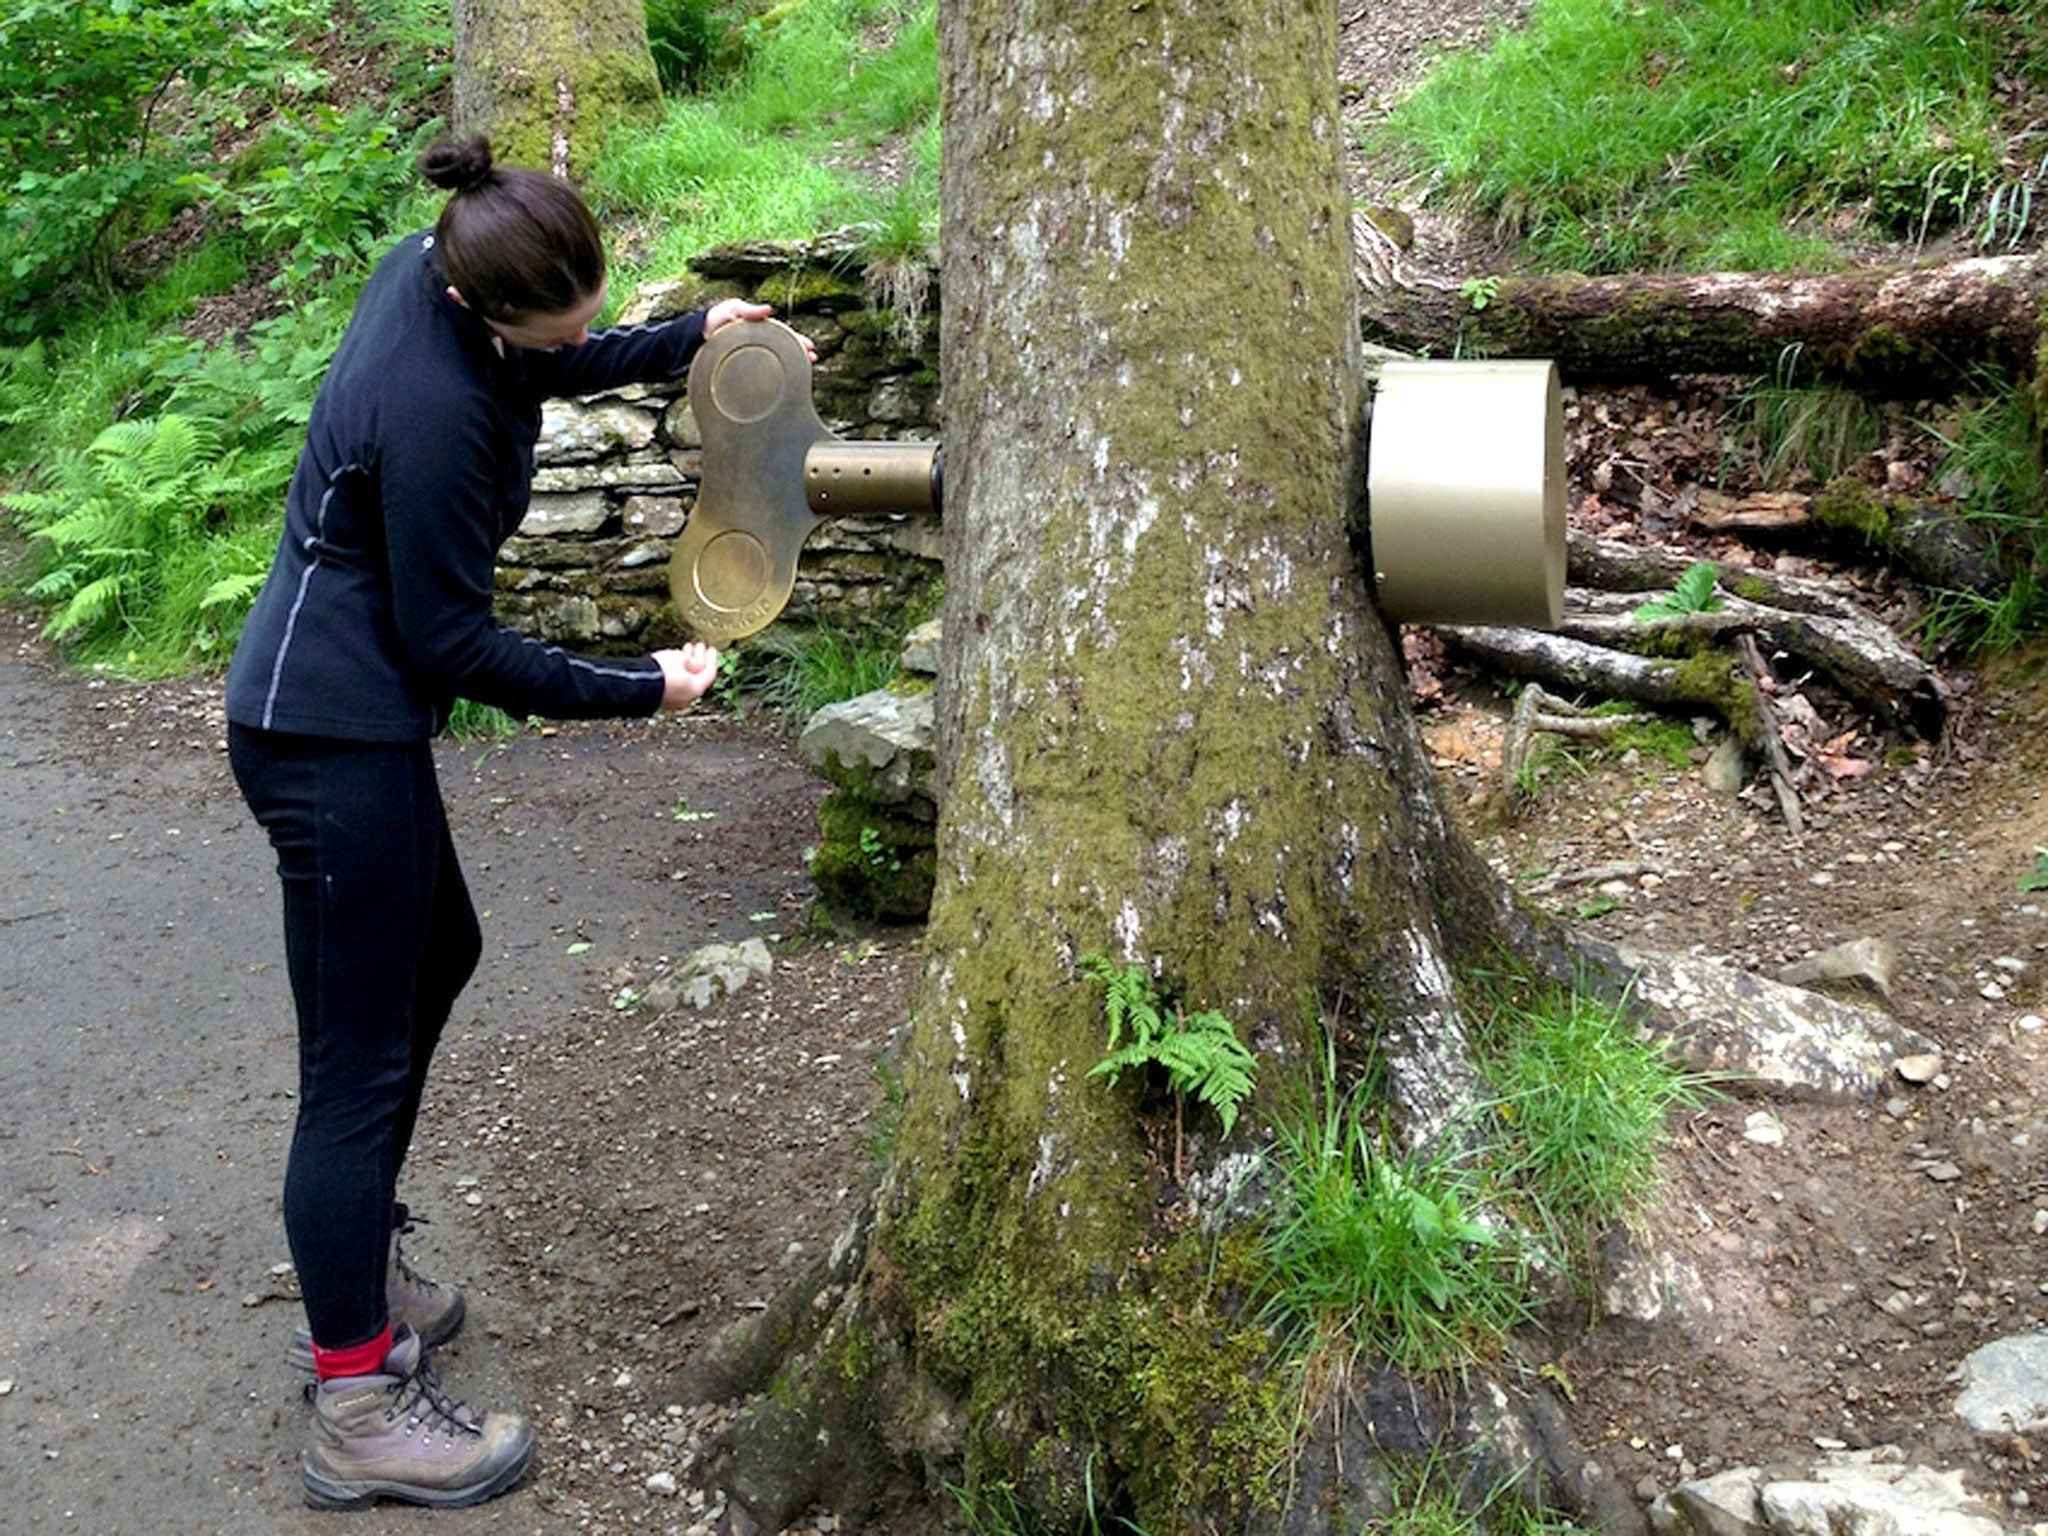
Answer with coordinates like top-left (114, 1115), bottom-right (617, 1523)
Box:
top-left (692, 10), bottom-right (1927, 1534)
top-left (451, 0), bottom-right (660, 178)
top-left (701, 6), bottom-right (1532, 1530)
top-left (1355, 247), bottom-right (2048, 393)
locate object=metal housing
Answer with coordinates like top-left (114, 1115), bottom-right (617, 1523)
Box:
top-left (1365, 359), bottom-right (1565, 629)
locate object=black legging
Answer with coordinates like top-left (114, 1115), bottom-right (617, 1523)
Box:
top-left (228, 724), bottom-right (481, 1351)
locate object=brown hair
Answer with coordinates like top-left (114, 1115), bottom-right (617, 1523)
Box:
top-left (418, 136), bottom-right (605, 324)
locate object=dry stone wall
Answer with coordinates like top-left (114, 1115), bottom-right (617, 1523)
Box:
top-left (497, 236), bottom-right (943, 651)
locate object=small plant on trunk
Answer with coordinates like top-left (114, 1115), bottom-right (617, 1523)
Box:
top-left (1080, 957), bottom-right (1256, 1184)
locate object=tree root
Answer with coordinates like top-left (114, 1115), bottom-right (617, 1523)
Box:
top-left (1501, 684), bottom-right (1659, 808)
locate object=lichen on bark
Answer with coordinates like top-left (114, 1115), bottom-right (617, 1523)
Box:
top-left (702, 5), bottom-right (1559, 1529)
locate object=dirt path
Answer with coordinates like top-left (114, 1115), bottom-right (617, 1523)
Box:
top-left (0, 614), bottom-right (915, 1534)
top-left (7, 581), bottom-right (2048, 1535)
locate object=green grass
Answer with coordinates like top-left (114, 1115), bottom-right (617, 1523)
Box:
top-left (1259, 1043), bottom-right (1533, 1372)
top-left (1260, 984), bottom-right (1706, 1372)
top-left (444, 697), bottom-right (527, 741)
top-left (949, 1471), bottom-right (1151, 1536)
top-left (1916, 381), bottom-right (2048, 656)
top-left (1730, 364), bottom-right (1886, 488)
top-left (1472, 984), bottom-right (1710, 1262)
top-left (723, 622), bottom-right (904, 725)
top-left (591, 0), bottom-right (939, 291)
top-left (1510, 700), bottom-right (1696, 801)
top-left (1370, 0), bottom-right (2045, 273)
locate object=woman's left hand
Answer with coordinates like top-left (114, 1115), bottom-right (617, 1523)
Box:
top-left (702, 299), bottom-right (817, 361)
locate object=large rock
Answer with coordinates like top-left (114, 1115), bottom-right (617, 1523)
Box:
top-left (537, 398), bottom-right (659, 462)
top-left (1651, 1450), bottom-right (2005, 1536)
top-left (1952, 1332), bottom-right (2048, 1436)
top-left (633, 939), bottom-right (775, 1015)
top-left (799, 688), bottom-right (936, 812)
top-left (1777, 937), bottom-right (1897, 1005)
top-left (1575, 940), bottom-right (1939, 1097)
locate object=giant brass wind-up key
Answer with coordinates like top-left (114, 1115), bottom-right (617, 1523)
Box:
top-left (669, 319), bottom-right (1567, 641)
top-left (668, 319), bottom-right (941, 644)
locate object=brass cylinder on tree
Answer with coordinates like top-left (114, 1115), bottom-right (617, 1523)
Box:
top-left (805, 440), bottom-right (944, 517)
top-left (1365, 359), bottom-right (1566, 629)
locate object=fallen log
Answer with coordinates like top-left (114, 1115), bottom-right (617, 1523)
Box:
top-left (1558, 588), bottom-right (1948, 738)
top-left (1439, 560), bottom-right (1949, 770)
top-left (1355, 248), bottom-right (2048, 393)
top-left (1568, 530), bottom-right (1980, 639)
top-left (1437, 625), bottom-right (1724, 709)
top-left (1688, 485), bottom-right (2005, 600)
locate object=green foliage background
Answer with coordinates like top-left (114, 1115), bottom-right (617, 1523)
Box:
top-left (1, 0), bottom-right (2044, 671)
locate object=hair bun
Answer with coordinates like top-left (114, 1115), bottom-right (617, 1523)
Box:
top-left (419, 136), bottom-right (495, 194)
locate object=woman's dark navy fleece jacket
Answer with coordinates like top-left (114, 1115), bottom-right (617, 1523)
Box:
top-left (225, 231), bottom-right (707, 741)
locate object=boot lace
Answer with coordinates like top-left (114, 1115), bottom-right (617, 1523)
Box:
top-left (391, 1206), bottom-right (444, 1294)
top-left (385, 1350), bottom-right (481, 1440)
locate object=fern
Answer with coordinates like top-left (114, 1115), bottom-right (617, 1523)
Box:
top-left (1079, 956), bottom-right (1258, 1175)
top-left (4, 409), bottom-right (277, 660)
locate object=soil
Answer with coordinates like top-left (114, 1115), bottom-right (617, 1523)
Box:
top-left (7, 5), bottom-right (2048, 1534)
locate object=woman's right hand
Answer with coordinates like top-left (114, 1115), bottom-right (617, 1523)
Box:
top-left (654, 643), bottom-right (720, 710)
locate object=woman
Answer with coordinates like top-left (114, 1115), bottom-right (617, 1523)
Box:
top-left (225, 135), bottom-right (780, 1510)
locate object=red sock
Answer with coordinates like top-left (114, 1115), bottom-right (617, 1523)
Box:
top-left (311, 1325), bottom-right (394, 1382)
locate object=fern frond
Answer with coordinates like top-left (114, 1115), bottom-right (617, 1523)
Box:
top-left (200, 570), bottom-right (266, 610)
top-left (1081, 957), bottom-right (1258, 1140)
top-left (46, 574), bottom-right (128, 638)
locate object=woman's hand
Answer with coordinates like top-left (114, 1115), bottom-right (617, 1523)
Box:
top-left (654, 643), bottom-right (720, 711)
top-left (702, 299), bottom-right (818, 361)
top-left (703, 298), bottom-right (771, 337)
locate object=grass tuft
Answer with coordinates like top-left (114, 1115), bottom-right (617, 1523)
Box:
top-left (723, 623), bottom-right (903, 727)
top-left (1473, 984), bottom-right (1710, 1260)
top-left (1259, 1043), bottom-right (1531, 1372)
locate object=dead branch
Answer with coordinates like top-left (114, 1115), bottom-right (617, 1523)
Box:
top-left (1560, 588), bottom-right (1948, 738)
top-left (1437, 625), bottom-right (1707, 707)
top-left (1566, 533), bottom-right (1867, 617)
top-left (1735, 633), bottom-right (1806, 833)
top-left (1501, 683), bottom-right (1658, 803)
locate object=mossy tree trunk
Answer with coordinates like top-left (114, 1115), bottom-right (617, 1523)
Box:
top-left (698, 5), bottom-right (1594, 1533)
top-left (451, 0), bottom-right (660, 178)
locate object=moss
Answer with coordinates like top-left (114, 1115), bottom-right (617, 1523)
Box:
top-left (474, 24), bottom-right (661, 178)
top-left (1667, 650), bottom-right (1760, 747)
top-left (1844, 323), bottom-right (1938, 384)
top-left (1812, 476), bottom-right (1893, 546)
top-left (889, 1152), bottom-right (1291, 1531)
top-left (1601, 716), bottom-right (1698, 770)
top-left (755, 267), bottom-right (867, 314)
top-left (810, 787), bottom-right (935, 922)
top-left (1731, 575), bottom-right (1773, 604)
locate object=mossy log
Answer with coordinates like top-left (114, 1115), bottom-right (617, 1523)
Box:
top-left (1563, 533), bottom-right (1952, 738)
top-left (1556, 588), bottom-right (1948, 739)
top-left (1356, 251), bottom-right (2048, 394)
top-left (1442, 575), bottom-right (1948, 746)
top-left (1688, 483), bottom-right (2006, 600)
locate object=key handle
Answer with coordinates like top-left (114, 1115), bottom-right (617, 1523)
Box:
top-left (668, 320), bottom-right (941, 642)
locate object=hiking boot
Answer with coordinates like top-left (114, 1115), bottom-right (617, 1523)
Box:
top-left (287, 1207), bottom-right (466, 1374)
top-left (300, 1327), bottom-right (534, 1510)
